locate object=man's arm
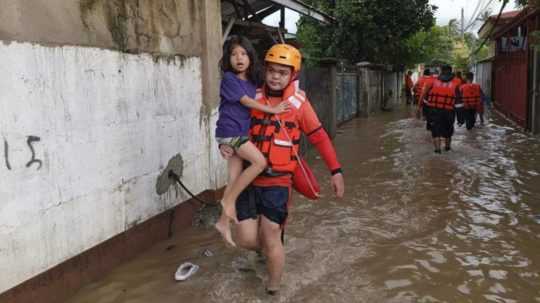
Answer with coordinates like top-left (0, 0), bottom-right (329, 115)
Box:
top-left (306, 127), bottom-right (344, 198)
top-left (299, 101), bottom-right (344, 198)
top-left (417, 83), bottom-right (431, 113)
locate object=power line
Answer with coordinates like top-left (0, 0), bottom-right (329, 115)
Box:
top-left (470, 0), bottom-right (510, 58)
top-left (464, 0), bottom-right (495, 32)
top-left (466, 0), bottom-right (485, 29)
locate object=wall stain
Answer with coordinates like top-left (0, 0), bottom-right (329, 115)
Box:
top-left (79, 0), bottom-right (200, 55)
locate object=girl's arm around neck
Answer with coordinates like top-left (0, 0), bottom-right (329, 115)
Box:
top-left (239, 95), bottom-right (288, 114)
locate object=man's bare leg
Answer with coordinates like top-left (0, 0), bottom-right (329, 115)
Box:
top-left (433, 137), bottom-right (442, 153)
top-left (235, 218), bottom-right (260, 251)
top-left (445, 137), bottom-right (452, 151)
top-left (260, 216), bottom-right (285, 294)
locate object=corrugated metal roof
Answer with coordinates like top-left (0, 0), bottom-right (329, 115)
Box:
top-left (221, 0), bottom-right (333, 24)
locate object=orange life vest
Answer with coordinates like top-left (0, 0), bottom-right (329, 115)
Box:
top-left (452, 77), bottom-right (464, 87)
top-left (459, 83), bottom-right (481, 110)
top-left (250, 83), bottom-right (305, 175)
top-left (427, 79), bottom-right (458, 111)
top-left (414, 76), bottom-right (433, 96)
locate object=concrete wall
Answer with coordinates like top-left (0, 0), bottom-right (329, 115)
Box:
top-left (0, 0), bottom-right (225, 294)
top-left (358, 66), bottom-right (383, 115)
top-left (356, 64), bottom-right (402, 116)
top-left (300, 62), bottom-right (337, 138)
top-left (382, 71), bottom-right (401, 109)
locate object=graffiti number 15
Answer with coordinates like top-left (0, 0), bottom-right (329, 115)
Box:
top-left (3, 136), bottom-right (43, 171)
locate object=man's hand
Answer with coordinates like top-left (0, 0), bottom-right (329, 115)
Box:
top-left (331, 173), bottom-right (344, 198)
top-left (219, 144), bottom-right (234, 160)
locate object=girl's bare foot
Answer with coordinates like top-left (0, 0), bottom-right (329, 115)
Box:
top-left (215, 218), bottom-right (236, 247)
top-left (221, 199), bottom-right (238, 223)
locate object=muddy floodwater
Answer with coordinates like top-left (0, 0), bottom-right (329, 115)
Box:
top-left (67, 108), bottom-right (540, 303)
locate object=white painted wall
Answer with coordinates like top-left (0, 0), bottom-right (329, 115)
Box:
top-left (0, 41), bottom-right (227, 293)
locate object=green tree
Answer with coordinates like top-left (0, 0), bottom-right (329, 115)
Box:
top-left (297, 0), bottom-right (436, 66)
top-left (402, 25), bottom-right (454, 67)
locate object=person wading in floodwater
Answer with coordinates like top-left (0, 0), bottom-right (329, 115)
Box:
top-left (459, 71), bottom-right (486, 131)
top-left (220, 44), bottom-right (345, 295)
top-left (414, 68), bottom-right (434, 130)
top-left (404, 70), bottom-right (414, 105)
top-left (417, 64), bottom-right (461, 153)
top-left (214, 36), bottom-right (289, 247)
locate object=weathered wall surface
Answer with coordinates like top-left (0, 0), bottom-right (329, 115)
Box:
top-left (357, 65), bottom-right (402, 116)
top-left (383, 71), bottom-right (401, 109)
top-left (300, 63), bottom-right (337, 138)
top-left (358, 67), bottom-right (382, 115)
top-left (0, 0), bottom-right (202, 56)
top-left (0, 0), bottom-right (225, 295)
top-left (475, 61), bottom-right (493, 98)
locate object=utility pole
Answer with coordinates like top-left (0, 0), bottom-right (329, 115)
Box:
top-left (461, 7), bottom-right (465, 39)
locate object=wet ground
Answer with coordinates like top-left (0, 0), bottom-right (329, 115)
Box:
top-left (67, 107), bottom-right (540, 303)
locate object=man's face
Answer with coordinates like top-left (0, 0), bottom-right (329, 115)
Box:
top-left (265, 63), bottom-right (293, 91)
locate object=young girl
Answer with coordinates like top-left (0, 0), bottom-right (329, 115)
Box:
top-left (215, 36), bottom-right (288, 247)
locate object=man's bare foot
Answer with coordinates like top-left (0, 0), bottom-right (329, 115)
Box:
top-left (215, 219), bottom-right (236, 247)
top-left (266, 284), bottom-right (280, 296)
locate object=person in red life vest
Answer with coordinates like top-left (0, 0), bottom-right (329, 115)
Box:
top-left (459, 72), bottom-right (486, 130)
top-left (404, 71), bottom-right (414, 105)
top-left (414, 68), bottom-right (434, 130)
top-left (453, 71), bottom-right (467, 127)
top-left (417, 64), bottom-right (462, 154)
top-left (455, 71), bottom-right (465, 86)
top-left (219, 44), bottom-right (345, 295)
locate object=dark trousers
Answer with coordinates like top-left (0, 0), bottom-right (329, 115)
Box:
top-left (464, 109), bottom-right (477, 130)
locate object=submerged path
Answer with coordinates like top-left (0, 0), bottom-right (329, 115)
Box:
top-left (67, 107), bottom-right (540, 303)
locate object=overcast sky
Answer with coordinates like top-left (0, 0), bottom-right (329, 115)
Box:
top-left (264, 0), bottom-right (519, 35)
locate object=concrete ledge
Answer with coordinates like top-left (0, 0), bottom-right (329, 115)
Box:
top-left (0, 187), bottom-right (224, 303)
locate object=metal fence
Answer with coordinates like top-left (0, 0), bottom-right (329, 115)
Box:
top-left (336, 72), bottom-right (358, 124)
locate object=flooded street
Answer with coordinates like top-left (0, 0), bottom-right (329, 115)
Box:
top-left (67, 107), bottom-right (540, 303)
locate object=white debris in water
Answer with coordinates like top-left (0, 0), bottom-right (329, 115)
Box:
top-left (384, 279), bottom-right (412, 289)
top-left (488, 270), bottom-right (508, 280)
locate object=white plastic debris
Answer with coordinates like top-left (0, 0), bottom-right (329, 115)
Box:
top-left (174, 262), bottom-right (199, 281)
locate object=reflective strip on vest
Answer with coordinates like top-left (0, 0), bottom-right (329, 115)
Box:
top-left (274, 139), bottom-right (293, 147)
top-left (288, 96), bottom-right (302, 109)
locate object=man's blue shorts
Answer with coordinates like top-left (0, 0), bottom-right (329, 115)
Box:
top-left (236, 186), bottom-right (290, 225)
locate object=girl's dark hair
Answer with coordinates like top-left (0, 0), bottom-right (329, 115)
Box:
top-left (221, 35), bottom-right (263, 86)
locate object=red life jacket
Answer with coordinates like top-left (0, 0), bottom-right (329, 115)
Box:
top-left (414, 76), bottom-right (433, 96)
top-left (452, 77), bottom-right (464, 87)
top-left (427, 79), bottom-right (458, 111)
top-left (459, 83), bottom-right (481, 110)
top-left (250, 83), bottom-right (304, 175)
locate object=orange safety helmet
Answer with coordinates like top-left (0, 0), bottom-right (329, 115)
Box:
top-left (264, 44), bottom-right (302, 73)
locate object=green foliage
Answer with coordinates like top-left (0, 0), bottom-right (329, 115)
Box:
top-left (402, 22), bottom-right (491, 71)
top-left (297, 0), bottom-right (435, 66)
top-left (402, 25), bottom-right (454, 67)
